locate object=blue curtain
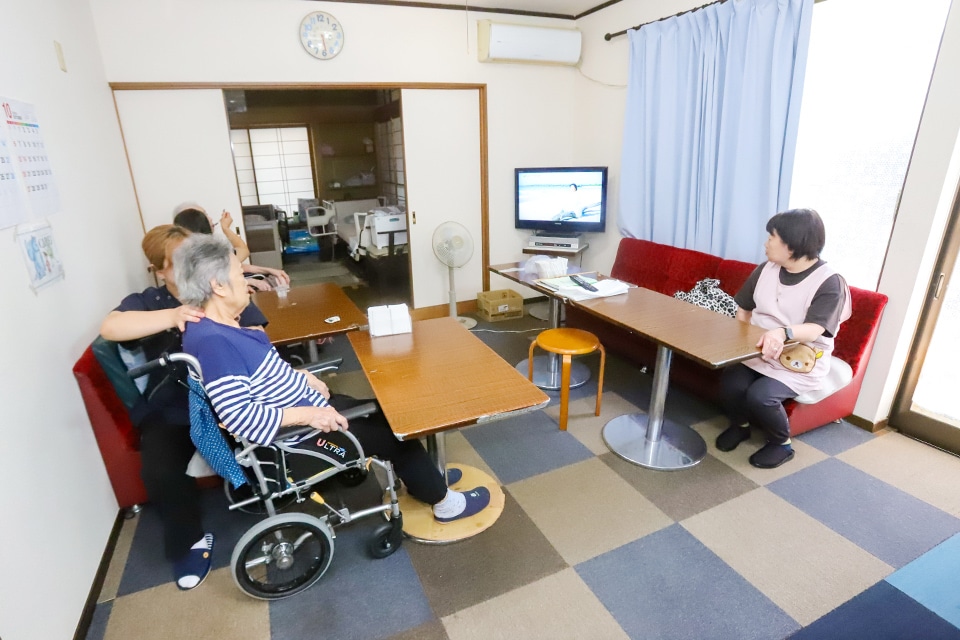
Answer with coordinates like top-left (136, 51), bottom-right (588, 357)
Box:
top-left (619, 0), bottom-right (813, 263)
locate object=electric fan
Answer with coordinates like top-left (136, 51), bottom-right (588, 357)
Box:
top-left (432, 221), bottom-right (477, 329)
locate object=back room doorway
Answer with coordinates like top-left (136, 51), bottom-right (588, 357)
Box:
top-left (226, 88), bottom-right (411, 311)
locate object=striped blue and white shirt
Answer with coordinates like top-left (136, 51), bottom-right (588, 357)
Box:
top-left (182, 317), bottom-right (329, 445)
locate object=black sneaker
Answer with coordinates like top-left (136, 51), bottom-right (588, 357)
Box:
top-left (716, 426), bottom-right (752, 452)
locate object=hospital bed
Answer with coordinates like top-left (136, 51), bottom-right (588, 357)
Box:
top-left (324, 199), bottom-right (409, 261)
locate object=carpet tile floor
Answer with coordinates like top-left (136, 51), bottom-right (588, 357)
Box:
top-left (86, 313), bottom-right (960, 640)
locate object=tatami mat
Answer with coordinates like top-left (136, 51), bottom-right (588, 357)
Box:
top-left (85, 314), bottom-right (960, 640)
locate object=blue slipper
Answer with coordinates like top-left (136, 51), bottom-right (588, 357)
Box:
top-left (174, 533), bottom-right (214, 591)
top-left (434, 487), bottom-right (491, 523)
top-left (446, 467), bottom-right (463, 486)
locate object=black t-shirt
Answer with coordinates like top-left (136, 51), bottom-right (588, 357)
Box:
top-left (114, 285), bottom-right (268, 426)
top-left (734, 260), bottom-right (845, 337)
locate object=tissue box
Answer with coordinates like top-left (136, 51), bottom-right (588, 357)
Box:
top-left (368, 303), bottom-right (412, 336)
top-left (477, 290), bottom-right (523, 322)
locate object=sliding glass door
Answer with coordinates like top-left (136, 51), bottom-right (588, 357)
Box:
top-left (892, 187), bottom-right (960, 452)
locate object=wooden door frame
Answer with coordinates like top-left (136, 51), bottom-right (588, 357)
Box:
top-left (110, 82), bottom-right (491, 316)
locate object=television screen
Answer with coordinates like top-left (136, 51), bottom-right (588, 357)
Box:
top-left (515, 166), bottom-right (607, 234)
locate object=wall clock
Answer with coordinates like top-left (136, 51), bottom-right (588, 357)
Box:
top-left (300, 11), bottom-right (344, 60)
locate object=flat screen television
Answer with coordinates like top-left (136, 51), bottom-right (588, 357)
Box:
top-left (515, 166), bottom-right (608, 234)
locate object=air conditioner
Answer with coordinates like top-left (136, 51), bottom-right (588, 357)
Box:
top-left (478, 20), bottom-right (582, 66)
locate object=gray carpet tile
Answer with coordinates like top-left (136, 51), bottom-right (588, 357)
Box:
top-left (459, 409), bottom-right (595, 485)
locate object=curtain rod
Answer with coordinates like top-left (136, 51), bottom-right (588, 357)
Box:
top-left (604, 0), bottom-right (727, 40)
top-left (605, 0), bottom-right (825, 41)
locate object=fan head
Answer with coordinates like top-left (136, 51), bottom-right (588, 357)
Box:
top-left (432, 221), bottom-right (474, 268)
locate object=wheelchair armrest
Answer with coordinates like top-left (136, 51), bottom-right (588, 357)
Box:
top-left (272, 401), bottom-right (379, 443)
top-left (297, 357), bottom-right (344, 375)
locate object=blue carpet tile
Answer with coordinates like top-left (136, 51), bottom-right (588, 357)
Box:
top-left (887, 532), bottom-right (960, 628)
top-left (269, 518), bottom-right (433, 640)
top-left (768, 457), bottom-right (960, 568)
top-left (794, 419), bottom-right (876, 456)
top-left (791, 580), bottom-right (960, 640)
top-left (577, 524), bottom-right (798, 640)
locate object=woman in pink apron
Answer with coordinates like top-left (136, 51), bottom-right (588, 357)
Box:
top-left (715, 209), bottom-right (851, 468)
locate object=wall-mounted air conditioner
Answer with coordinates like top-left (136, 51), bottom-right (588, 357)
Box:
top-left (478, 20), bottom-right (582, 66)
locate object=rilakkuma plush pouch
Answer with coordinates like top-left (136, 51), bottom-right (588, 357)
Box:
top-left (779, 343), bottom-right (823, 373)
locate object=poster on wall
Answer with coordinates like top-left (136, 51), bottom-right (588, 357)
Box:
top-left (16, 221), bottom-right (64, 292)
top-left (0, 97), bottom-right (60, 229)
top-left (0, 119), bottom-right (27, 229)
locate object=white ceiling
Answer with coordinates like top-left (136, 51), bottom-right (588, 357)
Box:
top-left (377, 0), bottom-right (603, 18)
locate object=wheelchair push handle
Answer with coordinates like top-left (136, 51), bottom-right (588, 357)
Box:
top-left (127, 352), bottom-right (203, 381)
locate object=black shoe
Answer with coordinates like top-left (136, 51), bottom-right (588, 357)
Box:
top-left (716, 426), bottom-right (752, 452)
top-left (749, 443), bottom-right (795, 469)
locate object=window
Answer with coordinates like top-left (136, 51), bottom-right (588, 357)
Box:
top-left (230, 127), bottom-right (316, 217)
top-left (375, 116), bottom-right (405, 207)
top-left (788, 0), bottom-right (950, 289)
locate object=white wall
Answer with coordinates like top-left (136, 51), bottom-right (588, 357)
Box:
top-left (90, 0), bottom-right (584, 284)
top-left (0, 1), bottom-right (146, 638)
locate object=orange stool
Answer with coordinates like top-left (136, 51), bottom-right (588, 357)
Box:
top-left (529, 328), bottom-right (605, 431)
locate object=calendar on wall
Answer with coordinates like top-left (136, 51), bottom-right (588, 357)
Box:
top-left (0, 97), bottom-right (60, 229)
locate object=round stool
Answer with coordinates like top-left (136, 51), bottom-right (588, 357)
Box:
top-left (529, 328), bottom-right (605, 431)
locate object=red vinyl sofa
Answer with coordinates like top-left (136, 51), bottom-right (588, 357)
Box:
top-left (73, 341), bottom-right (148, 508)
top-left (565, 238), bottom-right (889, 435)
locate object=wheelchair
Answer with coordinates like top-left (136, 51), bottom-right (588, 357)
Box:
top-left (127, 352), bottom-right (404, 600)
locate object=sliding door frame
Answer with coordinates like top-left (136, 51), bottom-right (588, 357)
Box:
top-left (890, 176), bottom-right (960, 453)
top-left (110, 81), bottom-right (492, 307)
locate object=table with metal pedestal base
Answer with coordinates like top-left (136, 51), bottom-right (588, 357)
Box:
top-left (348, 317), bottom-right (549, 543)
top-left (489, 262), bottom-right (592, 392)
top-left (571, 288), bottom-right (766, 471)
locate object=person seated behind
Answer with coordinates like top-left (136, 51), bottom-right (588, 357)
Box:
top-left (172, 202), bottom-right (290, 292)
top-left (715, 208), bottom-right (851, 469)
top-left (173, 234), bottom-right (490, 523)
top-left (100, 224), bottom-right (271, 591)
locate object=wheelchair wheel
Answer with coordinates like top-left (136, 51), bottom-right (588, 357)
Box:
top-left (368, 515), bottom-right (404, 559)
top-left (232, 513), bottom-right (334, 600)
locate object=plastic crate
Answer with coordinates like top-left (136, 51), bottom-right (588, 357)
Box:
top-left (283, 228), bottom-right (320, 254)
top-left (477, 289), bottom-right (523, 322)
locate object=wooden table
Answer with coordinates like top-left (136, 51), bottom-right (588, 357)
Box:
top-left (349, 317), bottom-right (549, 542)
top-left (572, 288), bottom-right (766, 470)
top-left (252, 282), bottom-right (368, 361)
top-left (490, 261), bottom-right (593, 390)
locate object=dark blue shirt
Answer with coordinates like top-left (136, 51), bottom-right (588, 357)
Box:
top-left (114, 285), bottom-right (268, 426)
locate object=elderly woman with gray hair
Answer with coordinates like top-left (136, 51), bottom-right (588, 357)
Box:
top-left (173, 234), bottom-right (489, 523)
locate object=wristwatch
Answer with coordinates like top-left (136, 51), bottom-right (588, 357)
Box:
top-left (782, 326), bottom-right (794, 341)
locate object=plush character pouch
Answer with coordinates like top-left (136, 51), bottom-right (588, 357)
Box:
top-left (779, 343), bottom-right (823, 373)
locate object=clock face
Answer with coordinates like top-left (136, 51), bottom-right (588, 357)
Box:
top-left (300, 12), bottom-right (344, 60)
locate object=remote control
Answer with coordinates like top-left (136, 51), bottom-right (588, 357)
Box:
top-left (569, 275), bottom-right (599, 292)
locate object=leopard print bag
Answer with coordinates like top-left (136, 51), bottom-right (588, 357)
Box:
top-left (673, 278), bottom-right (738, 318)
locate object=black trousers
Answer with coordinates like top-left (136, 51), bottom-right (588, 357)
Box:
top-left (720, 364), bottom-right (798, 444)
top-left (296, 394), bottom-right (448, 506)
top-left (138, 415), bottom-right (203, 562)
